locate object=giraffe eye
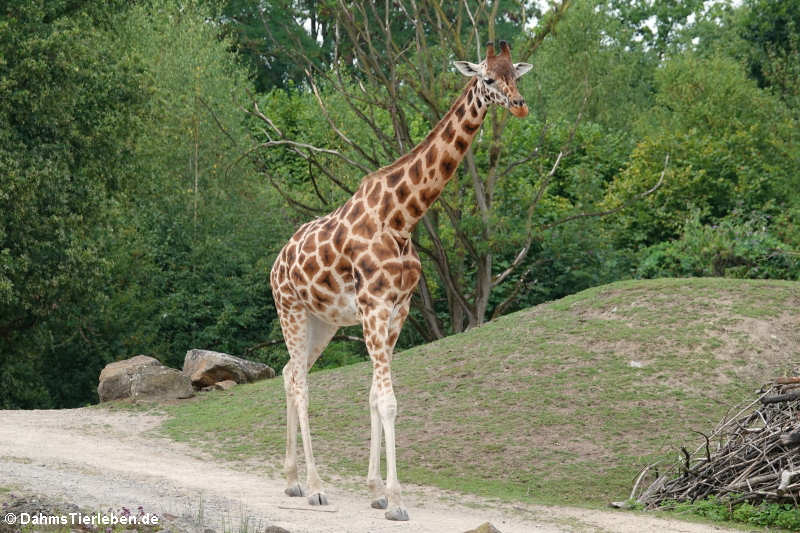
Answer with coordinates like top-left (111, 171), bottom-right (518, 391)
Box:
top-left (485, 78), bottom-right (495, 84)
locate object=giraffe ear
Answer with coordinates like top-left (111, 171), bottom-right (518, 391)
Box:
top-left (454, 61), bottom-right (482, 77)
top-left (514, 63), bottom-right (533, 78)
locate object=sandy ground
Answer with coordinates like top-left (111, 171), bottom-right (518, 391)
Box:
top-left (0, 407), bottom-right (739, 533)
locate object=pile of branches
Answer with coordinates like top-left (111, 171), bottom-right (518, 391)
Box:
top-left (635, 377), bottom-right (800, 508)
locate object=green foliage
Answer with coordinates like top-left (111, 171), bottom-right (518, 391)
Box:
top-left (608, 0), bottom-right (704, 56)
top-left (637, 212), bottom-right (800, 280)
top-left (665, 496), bottom-right (800, 530)
top-left (0, 0), bottom-right (287, 408)
top-left (0, 0), bottom-right (144, 408)
top-left (740, 0), bottom-right (800, 97)
top-left (605, 53), bottom-right (798, 248)
top-left (3, 0), bottom-right (800, 408)
top-left (100, 0), bottom-right (286, 371)
top-left (215, 0), bottom-right (330, 92)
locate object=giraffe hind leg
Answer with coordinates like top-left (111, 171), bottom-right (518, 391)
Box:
top-left (280, 306), bottom-right (338, 505)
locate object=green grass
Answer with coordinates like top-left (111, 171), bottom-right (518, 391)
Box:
top-left (161, 278), bottom-right (800, 508)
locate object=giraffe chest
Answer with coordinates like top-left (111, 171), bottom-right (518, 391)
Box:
top-left (271, 213), bottom-right (421, 327)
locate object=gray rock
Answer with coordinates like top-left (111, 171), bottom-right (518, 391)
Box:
top-left (97, 355), bottom-right (161, 402)
top-left (183, 349), bottom-right (275, 388)
top-left (264, 526), bottom-right (291, 533)
top-left (130, 365), bottom-right (195, 401)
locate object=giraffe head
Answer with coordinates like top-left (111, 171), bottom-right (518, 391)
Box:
top-left (454, 40), bottom-right (532, 118)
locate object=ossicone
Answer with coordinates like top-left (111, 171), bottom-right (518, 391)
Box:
top-left (498, 40), bottom-right (511, 57)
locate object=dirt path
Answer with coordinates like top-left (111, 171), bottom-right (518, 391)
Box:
top-left (0, 408), bottom-right (735, 533)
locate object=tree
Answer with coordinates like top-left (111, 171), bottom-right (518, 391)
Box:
top-left (604, 53), bottom-right (798, 249)
top-left (101, 0), bottom-right (286, 370)
top-left (246, 0), bottom-right (665, 341)
top-left (0, 0), bottom-right (144, 407)
top-left (740, 0), bottom-right (800, 97)
top-left (214, 0), bottom-right (334, 92)
top-left (0, 0), bottom-right (288, 408)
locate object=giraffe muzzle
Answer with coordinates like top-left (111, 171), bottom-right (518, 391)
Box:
top-left (510, 101), bottom-right (529, 118)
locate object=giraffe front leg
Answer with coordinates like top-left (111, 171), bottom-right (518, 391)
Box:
top-left (377, 384), bottom-right (408, 521)
top-left (283, 364), bottom-right (305, 498)
top-left (360, 299), bottom-right (409, 521)
top-left (367, 379), bottom-right (387, 509)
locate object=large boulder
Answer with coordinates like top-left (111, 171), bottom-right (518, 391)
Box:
top-left (183, 349), bottom-right (276, 388)
top-left (97, 355), bottom-right (160, 402)
top-left (97, 355), bottom-right (195, 402)
top-left (130, 365), bottom-right (195, 401)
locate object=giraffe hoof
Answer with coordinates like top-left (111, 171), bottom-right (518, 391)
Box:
top-left (308, 492), bottom-right (328, 506)
top-left (284, 484), bottom-right (305, 497)
top-left (385, 507), bottom-right (409, 521)
top-left (371, 497), bottom-right (388, 509)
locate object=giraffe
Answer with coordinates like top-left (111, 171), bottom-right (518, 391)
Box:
top-left (269, 40), bottom-right (532, 521)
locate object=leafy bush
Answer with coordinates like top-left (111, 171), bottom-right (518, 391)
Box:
top-left (664, 496), bottom-right (800, 529)
top-left (605, 53), bottom-right (798, 248)
top-left (637, 212), bottom-right (800, 280)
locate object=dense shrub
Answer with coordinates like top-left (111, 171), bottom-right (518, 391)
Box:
top-left (665, 496), bottom-right (800, 530)
top-left (637, 212), bottom-right (800, 280)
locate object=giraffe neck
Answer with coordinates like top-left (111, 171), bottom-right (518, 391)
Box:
top-left (369, 77), bottom-right (489, 236)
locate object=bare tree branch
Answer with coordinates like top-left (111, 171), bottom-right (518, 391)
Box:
top-left (540, 154), bottom-right (669, 232)
top-left (491, 267), bottom-right (532, 320)
top-left (307, 72), bottom-right (381, 168)
top-left (248, 0), bottom-right (576, 338)
top-left (492, 151), bottom-right (565, 287)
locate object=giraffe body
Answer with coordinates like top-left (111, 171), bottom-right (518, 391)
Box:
top-left (269, 41), bottom-right (532, 521)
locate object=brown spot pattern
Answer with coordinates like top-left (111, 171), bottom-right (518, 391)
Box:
top-left (439, 153), bottom-right (457, 178)
top-left (332, 225), bottom-right (347, 252)
top-left (406, 197), bottom-right (423, 218)
top-left (425, 145), bottom-right (438, 168)
top-left (463, 121), bottom-right (480, 134)
top-left (317, 271), bottom-right (339, 293)
top-left (358, 255), bottom-right (378, 279)
top-left (395, 182), bottom-right (411, 204)
top-left (367, 180), bottom-right (382, 206)
top-left (389, 210), bottom-right (405, 231)
top-left (353, 215), bottom-right (377, 239)
top-left (319, 243), bottom-right (335, 266)
top-left (346, 201), bottom-right (364, 223)
top-left (387, 170), bottom-right (404, 188)
top-left (302, 255), bottom-right (320, 277)
top-left (409, 159), bottom-right (422, 184)
top-left (379, 192), bottom-right (393, 220)
top-left (442, 121), bottom-right (456, 143)
top-left (454, 136), bottom-right (468, 154)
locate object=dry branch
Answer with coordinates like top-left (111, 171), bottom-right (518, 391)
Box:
top-left (636, 378), bottom-right (800, 508)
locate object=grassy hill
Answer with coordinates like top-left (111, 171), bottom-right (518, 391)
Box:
top-left (160, 278), bottom-right (800, 507)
